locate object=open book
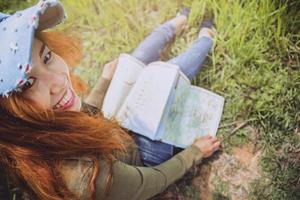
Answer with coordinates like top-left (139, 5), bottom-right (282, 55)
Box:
top-left (102, 54), bottom-right (224, 148)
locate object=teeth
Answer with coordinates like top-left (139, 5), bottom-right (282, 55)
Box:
top-left (61, 97), bottom-right (68, 104)
top-left (54, 104), bottom-right (62, 109)
top-left (54, 88), bottom-right (72, 109)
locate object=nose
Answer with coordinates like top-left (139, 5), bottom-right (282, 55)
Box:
top-left (46, 71), bottom-right (68, 95)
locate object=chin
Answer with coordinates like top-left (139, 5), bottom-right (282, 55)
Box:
top-left (70, 94), bottom-right (82, 111)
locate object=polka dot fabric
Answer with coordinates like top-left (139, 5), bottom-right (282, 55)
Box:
top-left (0, 0), bottom-right (65, 97)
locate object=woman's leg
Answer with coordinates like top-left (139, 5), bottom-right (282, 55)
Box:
top-left (133, 134), bottom-right (174, 166)
top-left (132, 17), bottom-right (215, 167)
top-left (168, 34), bottom-right (214, 80)
top-left (131, 15), bottom-right (187, 65)
top-left (131, 15), bottom-right (189, 167)
top-left (135, 29), bottom-right (215, 167)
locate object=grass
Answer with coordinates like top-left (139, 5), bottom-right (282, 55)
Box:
top-left (2, 0), bottom-right (300, 199)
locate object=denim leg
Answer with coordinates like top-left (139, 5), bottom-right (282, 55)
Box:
top-left (133, 36), bottom-right (214, 166)
top-left (131, 21), bottom-right (177, 166)
top-left (168, 36), bottom-right (213, 80)
top-left (133, 134), bottom-right (174, 167)
top-left (130, 23), bottom-right (214, 167)
top-left (131, 22), bottom-right (175, 65)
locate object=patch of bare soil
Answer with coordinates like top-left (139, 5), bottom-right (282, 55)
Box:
top-left (153, 126), bottom-right (263, 200)
top-left (153, 143), bottom-right (262, 200)
top-left (209, 144), bottom-right (262, 200)
top-left (191, 142), bottom-right (262, 200)
top-left (192, 161), bottom-right (214, 200)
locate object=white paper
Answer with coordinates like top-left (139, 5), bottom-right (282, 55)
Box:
top-left (116, 62), bottom-right (179, 139)
top-left (102, 54), bottom-right (145, 118)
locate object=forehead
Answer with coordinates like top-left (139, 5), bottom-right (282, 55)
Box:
top-left (32, 38), bottom-right (48, 60)
top-left (32, 38), bottom-right (43, 53)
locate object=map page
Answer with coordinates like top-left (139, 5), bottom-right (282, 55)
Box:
top-left (159, 75), bottom-right (225, 148)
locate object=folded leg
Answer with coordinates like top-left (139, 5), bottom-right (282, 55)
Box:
top-left (131, 21), bottom-right (175, 64)
top-left (168, 36), bottom-right (213, 80)
top-left (135, 36), bottom-right (214, 167)
top-left (132, 17), bottom-right (214, 166)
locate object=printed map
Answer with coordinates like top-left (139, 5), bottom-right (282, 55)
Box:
top-left (159, 76), bottom-right (224, 148)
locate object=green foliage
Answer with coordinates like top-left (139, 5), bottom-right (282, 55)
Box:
top-left (213, 192), bottom-right (230, 200)
top-left (192, 1), bottom-right (299, 199)
top-left (0, 0), bottom-right (35, 13)
top-left (3, 0), bottom-right (300, 199)
top-left (60, 0), bottom-right (191, 86)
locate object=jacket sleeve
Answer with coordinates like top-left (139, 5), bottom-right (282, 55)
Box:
top-left (95, 145), bottom-right (203, 200)
top-left (84, 77), bottom-right (111, 109)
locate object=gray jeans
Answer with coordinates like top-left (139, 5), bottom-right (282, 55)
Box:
top-left (131, 21), bottom-right (213, 80)
top-left (131, 20), bottom-right (213, 166)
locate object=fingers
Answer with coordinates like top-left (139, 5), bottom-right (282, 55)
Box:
top-left (104, 59), bottom-right (118, 68)
top-left (205, 135), bottom-right (220, 151)
top-left (201, 135), bottom-right (219, 143)
top-left (202, 135), bottom-right (212, 140)
top-left (212, 141), bottom-right (221, 151)
top-left (102, 59), bottom-right (119, 80)
top-left (210, 136), bottom-right (218, 143)
top-left (110, 59), bottom-right (118, 67)
top-left (196, 135), bottom-right (221, 147)
top-left (104, 61), bottom-right (115, 68)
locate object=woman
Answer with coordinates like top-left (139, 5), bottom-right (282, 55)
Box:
top-left (0, 0), bottom-right (220, 200)
top-left (86, 8), bottom-right (218, 167)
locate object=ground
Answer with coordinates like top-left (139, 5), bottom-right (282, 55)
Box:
top-left (152, 125), bottom-right (264, 200)
top-left (3, 0), bottom-right (300, 199)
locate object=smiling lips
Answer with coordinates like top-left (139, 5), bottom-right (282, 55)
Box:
top-left (53, 88), bottom-right (75, 110)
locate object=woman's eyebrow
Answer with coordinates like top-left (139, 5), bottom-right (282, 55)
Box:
top-left (39, 43), bottom-right (46, 58)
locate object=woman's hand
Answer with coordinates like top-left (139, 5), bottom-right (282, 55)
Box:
top-left (101, 59), bottom-right (118, 80)
top-left (192, 135), bottom-right (220, 158)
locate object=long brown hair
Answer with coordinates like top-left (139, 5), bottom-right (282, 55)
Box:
top-left (0, 32), bottom-right (131, 200)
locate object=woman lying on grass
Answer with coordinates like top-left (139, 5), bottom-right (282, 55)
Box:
top-left (0, 0), bottom-right (220, 199)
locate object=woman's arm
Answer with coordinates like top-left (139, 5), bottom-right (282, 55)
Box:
top-left (95, 145), bottom-right (203, 200)
top-left (84, 59), bottom-right (118, 109)
top-left (60, 136), bottom-right (219, 200)
top-left (84, 77), bottom-right (111, 109)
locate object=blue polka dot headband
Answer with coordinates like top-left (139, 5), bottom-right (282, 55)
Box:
top-left (0, 0), bottom-right (66, 97)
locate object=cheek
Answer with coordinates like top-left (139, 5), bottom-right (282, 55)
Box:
top-left (55, 57), bottom-right (70, 74)
top-left (22, 90), bottom-right (51, 109)
top-left (55, 57), bottom-right (72, 84)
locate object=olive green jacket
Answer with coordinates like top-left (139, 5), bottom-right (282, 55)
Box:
top-left (59, 76), bottom-right (204, 200)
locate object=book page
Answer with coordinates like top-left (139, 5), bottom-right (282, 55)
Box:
top-left (116, 62), bottom-right (179, 140)
top-left (160, 77), bottom-right (225, 148)
top-left (155, 73), bottom-right (190, 139)
top-left (101, 54), bottom-right (145, 118)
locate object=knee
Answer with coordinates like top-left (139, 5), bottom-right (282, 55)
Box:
top-left (154, 23), bottom-right (175, 41)
top-left (131, 50), bottom-right (150, 65)
top-left (194, 36), bottom-right (214, 51)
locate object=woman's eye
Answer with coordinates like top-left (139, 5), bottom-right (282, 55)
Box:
top-left (21, 77), bottom-right (36, 91)
top-left (43, 51), bottom-right (52, 64)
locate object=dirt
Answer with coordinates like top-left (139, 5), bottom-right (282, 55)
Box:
top-left (153, 142), bottom-right (262, 200)
top-left (193, 161), bottom-right (214, 200)
top-left (191, 142), bottom-right (262, 200)
top-left (153, 125), bottom-right (263, 200)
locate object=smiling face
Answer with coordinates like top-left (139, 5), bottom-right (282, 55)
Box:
top-left (21, 38), bottom-right (82, 111)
